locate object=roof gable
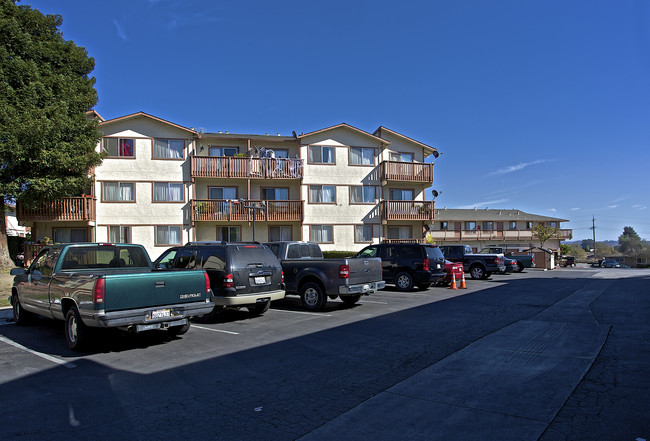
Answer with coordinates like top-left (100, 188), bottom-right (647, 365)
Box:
top-left (99, 112), bottom-right (197, 135)
top-left (298, 123), bottom-right (389, 145)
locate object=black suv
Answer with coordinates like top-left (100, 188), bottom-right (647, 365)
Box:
top-left (154, 242), bottom-right (285, 320)
top-left (355, 243), bottom-right (446, 291)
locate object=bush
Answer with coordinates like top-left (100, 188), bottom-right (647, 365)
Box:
top-left (322, 251), bottom-right (357, 259)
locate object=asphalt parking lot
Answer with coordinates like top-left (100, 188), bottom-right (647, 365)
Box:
top-left (1, 267), bottom-right (649, 441)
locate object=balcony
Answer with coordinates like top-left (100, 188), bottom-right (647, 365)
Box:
top-left (429, 228), bottom-right (573, 242)
top-left (191, 156), bottom-right (304, 180)
top-left (17, 196), bottom-right (96, 223)
top-left (191, 199), bottom-right (303, 222)
top-left (380, 161), bottom-right (433, 184)
top-left (381, 200), bottom-right (434, 221)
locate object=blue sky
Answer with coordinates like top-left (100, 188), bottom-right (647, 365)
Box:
top-left (23, 0), bottom-right (650, 241)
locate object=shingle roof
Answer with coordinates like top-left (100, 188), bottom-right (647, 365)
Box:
top-left (432, 208), bottom-right (569, 223)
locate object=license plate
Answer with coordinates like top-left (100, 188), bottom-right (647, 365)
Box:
top-left (150, 309), bottom-right (171, 320)
top-left (254, 276), bottom-right (266, 285)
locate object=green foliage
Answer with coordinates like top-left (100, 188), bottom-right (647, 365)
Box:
top-left (0, 1), bottom-right (104, 207)
top-left (618, 226), bottom-right (647, 256)
top-left (580, 239), bottom-right (594, 252)
top-left (322, 251), bottom-right (357, 259)
top-left (567, 244), bottom-right (587, 259)
top-left (560, 244), bottom-right (572, 255)
top-left (531, 224), bottom-right (558, 247)
top-left (596, 242), bottom-right (615, 256)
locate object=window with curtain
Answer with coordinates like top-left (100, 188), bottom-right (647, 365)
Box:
top-left (508, 221), bottom-right (517, 230)
top-left (309, 185), bottom-right (335, 203)
top-left (109, 226), bottom-right (130, 243)
top-left (262, 188), bottom-right (289, 200)
top-left (153, 139), bottom-right (184, 159)
top-left (209, 146), bottom-right (238, 157)
top-left (387, 226), bottom-right (411, 239)
top-left (440, 221), bottom-right (448, 230)
top-left (156, 226), bottom-right (182, 245)
top-left (350, 147), bottom-right (375, 165)
top-left (389, 189), bottom-right (414, 201)
top-left (103, 182), bottom-right (135, 202)
top-left (464, 222), bottom-right (477, 230)
top-left (390, 152), bottom-right (414, 162)
top-left (217, 226), bottom-right (240, 242)
top-left (208, 187), bottom-right (237, 200)
top-left (308, 146), bottom-right (335, 164)
top-left (153, 182), bottom-right (184, 202)
top-left (269, 226), bottom-right (292, 241)
top-left (482, 221), bottom-right (494, 230)
top-left (103, 138), bottom-right (135, 157)
top-left (354, 225), bottom-right (373, 242)
top-left (310, 225), bottom-right (333, 243)
top-left (351, 186), bottom-right (375, 204)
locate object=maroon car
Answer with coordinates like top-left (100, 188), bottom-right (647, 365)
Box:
top-left (438, 260), bottom-right (464, 286)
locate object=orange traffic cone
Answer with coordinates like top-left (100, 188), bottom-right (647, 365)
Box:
top-left (459, 272), bottom-right (467, 289)
top-left (449, 272), bottom-right (458, 290)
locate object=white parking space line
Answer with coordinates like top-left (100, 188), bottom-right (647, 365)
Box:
top-left (269, 309), bottom-right (333, 317)
top-left (191, 324), bottom-right (240, 335)
top-left (0, 335), bottom-right (76, 369)
top-left (360, 300), bottom-right (388, 304)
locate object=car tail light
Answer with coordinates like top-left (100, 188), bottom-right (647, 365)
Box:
top-left (204, 272), bottom-right (211, 293)
top-left (93, 278), bottom-right (105, 303)
top-left (281, 270), bottom-right (284, 283)
top-left (339, 264), bottom-right (349, 278)
top-left (223, 273), bottom-right (234, 288)
top-left (423, 259), bottom-right (430, 271)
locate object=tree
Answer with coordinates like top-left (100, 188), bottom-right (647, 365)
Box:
top-left (580, 239), bottom-right (594, 252)
top-left (0, 1), bottom-right (104, 266)
top-left (618, 226), bottom-right (647, 256)
top-left (531, 224), bottom-right (558, 247)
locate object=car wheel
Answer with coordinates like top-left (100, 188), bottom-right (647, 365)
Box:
top-left (470, 266), bottom-right (485, 280)
top-left (341, 295), bottom-right (361, 306)
top-left (193, 305), bottom-right (226, 323)
top-left (168, 322), bottom-right (191, 336)
top-left (300, 282), bottom-right (327, 311)
top-left (247, 300), bottom-right (271, 316)
top-left (12, 294), bottom-right (34, 326)
top-left (395, 272), bottom-right (414, 291)
top-left (65, 307), bottom-right (89, 351)
top-left (417, 283), bottom-right (432, 290)
top-left (513, 262), bottom-right (523, 273)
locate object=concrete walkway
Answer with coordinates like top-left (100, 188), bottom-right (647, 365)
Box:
top-left (300, 280), bottom-right (612, 441)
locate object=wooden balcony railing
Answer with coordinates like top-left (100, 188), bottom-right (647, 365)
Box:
top-left (191, 156), bottom-right (304, 179)
top-left (429, 228), bottom-right (573, 241)
top-left (17, 196), bottom-right (96, 222)
top-left (380, 161), bottom-right (433, 183)
top-left (191, 199), bottom-right (303, 222)
top-left (381, 200), bottom-right (434, 221)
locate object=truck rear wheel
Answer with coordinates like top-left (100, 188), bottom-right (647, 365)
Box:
top-left (193, 305), bottom-right (226, 323)
top-left (300, 282), bottom-right (327, 311)
top-left (395, 271), bottom-right (414, 291)
top-left (247, 300), bottom-right (271, 316)
top-left (513, 262), bottom-right (523, 273)
top-left (469, 265), bottom-right (485, 280)
top-left (168, 322), bottom-right (190, 336)
top-left (341, 295), bottom-right (361, 306)
top-left (65, 307), bottom-right (89, 351)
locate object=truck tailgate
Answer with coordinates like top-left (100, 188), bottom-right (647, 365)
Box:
top-left (346, 258), bottom-right (382, 285)
top-left (102, 270), bottom-right (208, 312)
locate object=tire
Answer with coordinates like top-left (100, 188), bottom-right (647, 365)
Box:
top-left (300, 282), bottom-right (328, 311)
top-left (193, 305), bottom-right (226, 323)
top-left (65, 307), bottom-right (89, 351)
top-left (168, 322), bottom-right (190, 336)
top-left (12, 294), bottom-right (34, 326)
top-left (417, 283), bottom-right (432, 290)
top-left (469, 265), bottom-right (485, 280)
top-left (513, 262), bottom-right (523, 273)
top-left (247, 300), bottom-right (271, 316)
top-left (341, 295), bottom-right (361, 306)
top-left (484, 272), bottom-right (491, 279)
top-left (395, 271), bottom-right (414, 291)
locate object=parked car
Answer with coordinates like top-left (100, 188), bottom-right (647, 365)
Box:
top-left (265, 241), bottom-right (384, 311)
top-left (478, 247), bottom-right (535, 272)
top-left (558, 256), bottom-right (575, 267)
top-left (355, 243), bottom-right (446, 291)
top-left (10, 243), bottom-right (214, 350)
top-left (438, 245), bottom-right (506, 279)
top-left (154, 242), bottom-right (285, 320)
top-left (600, 259), bottom-right (620, 268)
top-left (437, 260), bottom-right (464, 286)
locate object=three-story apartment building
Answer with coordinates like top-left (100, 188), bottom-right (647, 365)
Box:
top-left (18, 112), bottom-right (438, 260)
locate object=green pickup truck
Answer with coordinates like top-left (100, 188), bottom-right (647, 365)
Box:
top-left (9, 243), bottom-right (214, 350)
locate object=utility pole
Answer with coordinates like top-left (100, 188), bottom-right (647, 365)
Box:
top-left (591, 215), bottom-right (597, 261)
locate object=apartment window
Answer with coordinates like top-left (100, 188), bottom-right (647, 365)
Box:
top-left (109, 226), bottom-right (130, 243)
top-left (390, 152), bottom-right (414, 162)
top-left (153, 182), bottom-right (184, 202)
top-left (209, 146), bottom-right (238, 157)
top-left (350, 147), bottom-right (374, 165)
top-left (103, 138), bottom-right (134, 157)
top-left (103, 182), bottom-right (135, 202)
top-left (310, 225), bottom-right (333, 243)
top-left (508, 221), bottom-right (517, 230)
top-left (389, 189), bottom-right (414, 200)
top-left (53, 228), bottom-right (87, 243)
top-left (482, 221), bottom-right (494, 230)
top-left (387, 226), bottom-right (411, 239)
top-left (272, 149), bottom-right (288, 158)
top-left (269, 226), bottom-right (292, 241)
top-left (155, 226), bottom-right (182, 245)
top-left (262, 188), bottom-right (289, 200)
top-left (440, 221), bottom-right (448, 230)
top-left (308, 145), bottom-right (335, 164)
top-left (309, 185), bottom-right (336, 203)
top-left (549, 221), bottom-right (558, 228)
top-left (355, 225), bottom-right (373, 242)
top-left (208, 187), bottom-right (237, 200)
top-left (351, 186), bottom-right (375, 204)
top-left (464, 222), bottom-right (477, 230)
top-left (526, 221), bottom-right (533, 229)
top-left (153, 139), bottom-right (184, 159)
top-left (217, 226), bottom-right (240, 242)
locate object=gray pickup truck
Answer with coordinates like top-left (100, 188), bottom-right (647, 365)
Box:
top-left (9, 243), bottom-right (214, 350)
top-left (264, 241), bottom-right (385, 311)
